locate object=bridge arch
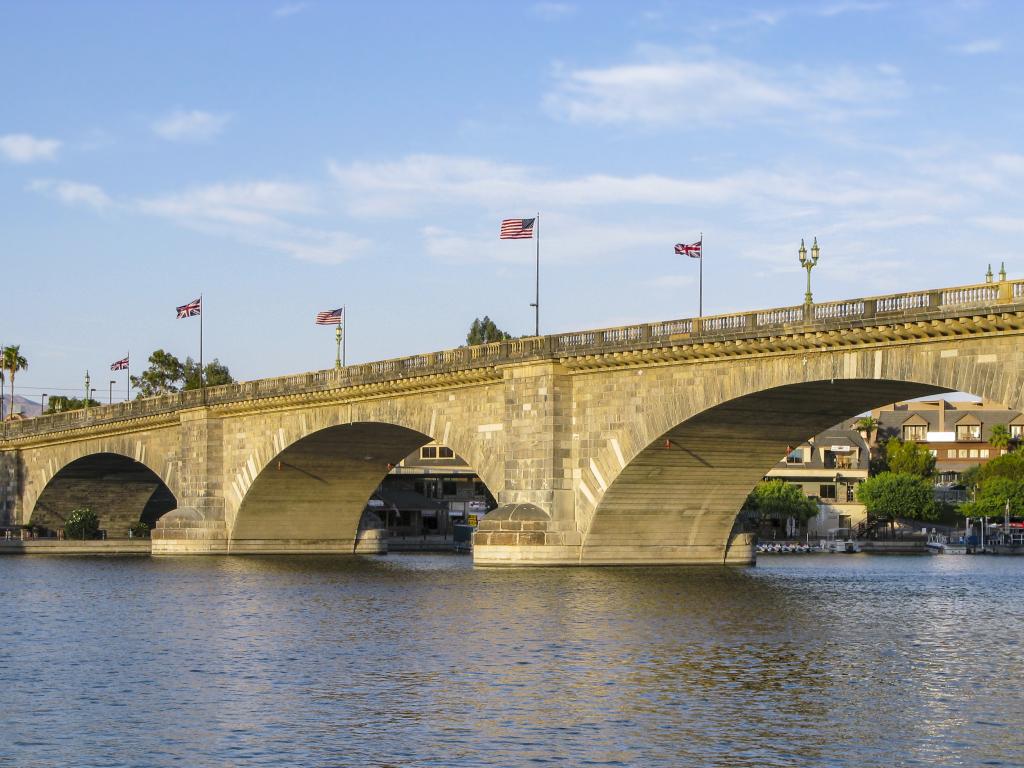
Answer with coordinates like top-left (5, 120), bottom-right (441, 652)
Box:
top-left (227, 410), bottom-right (504, 553)
top-left (576, 342), bottom-right (1024, 564)
top-left (28, 451), bottom-right (179, 537)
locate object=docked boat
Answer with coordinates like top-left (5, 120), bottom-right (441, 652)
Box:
top-left (926, 533), bottom-right (968, 555)
top-left (989, 527), bottom-right (1024, 555)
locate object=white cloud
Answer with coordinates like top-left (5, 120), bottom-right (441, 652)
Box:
top-left (951, 38), bottom-right (1002, 55)
top-left (817, 2), bottom-right (888, 17)
top-left (0, 133), bottom-right (61, 163)
top-left (532, 2), bottom-right (575, 20)
top-left (29, 179), bottom-right (111, 210)
top-left (137, 181), bottom-right (367, 263)
top-left (273, 2), bottom-right (306, 17)
top-left (543, 48), bottom-right (905, 127)
top-left (971, 215), bottom-right (1024, 233)
top-left (151, 110), bottom-right (230, 142)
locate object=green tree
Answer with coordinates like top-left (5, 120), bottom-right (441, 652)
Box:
top-left (854, 415), bottom-right (878, 435)
top-left (182, 358), bottom-right (234, 390)
top-left (884, 438), bottom-right (936, 478)
top-left (2, 344), bottom-right (28, 420)
top-left (960, 476), bottom-right (1024, 519)
top-left (131, 349), bottom-right (185, 396)
top-left (744, 479), bottom-right (818, 525)
top-left (856, 472), bottom-right (937, 534)
top-left (63, 507), bottom-right (99, 540)
top-left (989, 424), bottom-right (1012, 451)
top-left (131, 350), bottom-right (234, 396)
top-left (46, 396), bottom-right (101, 413)
top-left (466, 316), bottom-right (512, 346)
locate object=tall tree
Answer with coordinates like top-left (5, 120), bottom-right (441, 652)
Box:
top-left (131, 350), bottom-right (235, 397)
top-left (856, 471), bottom-right (937, 534)
top-left (744, 479), bottom-right (818, 525)
top-left (466, 316), bottom-right (512, 346)
top-left (131, 349), bottom-right (184, 397)
top-left (989, 424), bottom-right (1012, 451)
top-left (183, 358), bottom-right (234, 390)
top-left (883, 438), bottom-right (936, 478)
top-left (2, 345), bottom-right (28, 420)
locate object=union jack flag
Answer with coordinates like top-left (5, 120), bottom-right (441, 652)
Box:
top-left (315, 307), bottom-right (344, 325)
top-left (110, 356), bottom-right (129, 371)
top-left (674, 241), bottom-right (702, 258)
top-left (176, 297), bottom-right (202, 319)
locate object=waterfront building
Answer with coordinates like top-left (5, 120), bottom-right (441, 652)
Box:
top-left (764, 425), bottom-right (870, 537)
top-left (870, 399), bottom-right (1023, 500)
top-left (369, 442), bottom-right (495, 538)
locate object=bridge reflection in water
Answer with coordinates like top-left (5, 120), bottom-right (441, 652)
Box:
top-left (2, 277), bottom-right (1023, 565)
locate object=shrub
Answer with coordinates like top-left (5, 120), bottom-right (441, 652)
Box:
top-left (129, 521), bottom-right (150, 538)
top-left (63, 507), bottom-right (99, 540)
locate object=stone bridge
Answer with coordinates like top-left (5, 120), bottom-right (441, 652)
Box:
top-left (2, 277), bottom-right (1023, 565)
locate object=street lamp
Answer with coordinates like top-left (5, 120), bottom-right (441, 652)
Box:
top-left (84, 371), bottom-right (91, 412)
top-left (798, 237), bottom-right (820, 304)
top-left (41, 393), bottom-right (47, 416)
top-left (109, 380), bottom-right (116, 404)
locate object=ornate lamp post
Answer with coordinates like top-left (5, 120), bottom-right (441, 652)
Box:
top-left (799, 237), bottom-right (820, 304)
top-left (84, 371), bottom-right (90, 413)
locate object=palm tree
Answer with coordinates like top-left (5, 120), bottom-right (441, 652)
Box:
top-left (989, 424), bottom-right (1012, 451)
top-left (2, 345), bottom-right (27, 420)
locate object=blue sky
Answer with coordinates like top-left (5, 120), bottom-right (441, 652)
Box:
top-left (3, 0), bottom-right (1023, 401)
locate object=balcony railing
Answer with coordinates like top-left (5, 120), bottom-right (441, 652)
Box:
top-left (4, 276), bottom-right (1023, 441)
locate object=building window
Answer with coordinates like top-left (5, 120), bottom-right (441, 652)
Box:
top-left (819, 484), bottom-right (837, 500)
top-left (420, 446), bottom-right (438, 459)
top-left (903, 425), bottom-right (927, 441)
top-left (947, 449), bottom-right (957, 459)
top-left (959, 449), bottom-right (968, 459)
top-left (929, 450), bottom-right (938, 458)
top-left (969, 449), bottom-right (979, 459)
top-left (786, 449), bottom-right (803, 464)
top-left (438, 446), bottom-right (455, 459)
top-left (980, 449), bottom-right (990, 459)
top-left (1011, 425), bottom-right (1024, 439)
top-left (442, 480), bottom-right (457, 496)
top-left (956, 424), bottom-right (982, 441)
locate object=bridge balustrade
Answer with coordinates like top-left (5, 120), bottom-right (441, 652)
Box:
top-left (5, 277), bottom-right (1023, 441)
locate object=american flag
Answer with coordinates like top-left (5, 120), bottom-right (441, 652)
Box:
top-left (176, 297), bottom-right (202, 318)
top-left (315, 307), bottom-right (344, 325)
top-left (110, 356), bottom-right (129, 371)
top-left (674, 241), bottom-right (702, 258)
top-left (500, 218), bottom-right (535, 240)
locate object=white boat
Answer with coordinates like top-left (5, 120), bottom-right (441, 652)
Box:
top-left (823, 528), bottom-right (861, 553)
top-left (926, 532), bottom-right (968, 555)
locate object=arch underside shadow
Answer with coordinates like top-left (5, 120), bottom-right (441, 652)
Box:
top-left (582, 379), bottom-right (949, 564)
top-left (230, 422), bottom-right (439, 553)
top-left (30, 453), bottom-right (177, 536)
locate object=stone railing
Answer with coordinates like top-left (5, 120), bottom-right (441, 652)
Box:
top-left (4, 277), bottom-right (1023, 441)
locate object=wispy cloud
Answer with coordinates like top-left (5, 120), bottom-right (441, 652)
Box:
top-left (29, 179), bottom-right (111, 210)
top-left (532, 2), bottom-right (575, 20)
top-left (543, 47), bottom-right (905, 127)
top-left (137, 181), bottom-right (368, 263)
top-left (951, 38), bottom-right (1002, 55)
top-left (273, 2), bottom-right (306, 18)
top-left (151, 110), bottom-right (230, 142)
top-left (0, 133), bottom-right (61, 163)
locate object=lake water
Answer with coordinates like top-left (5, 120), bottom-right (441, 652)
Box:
top-left (1, 553), bottom-right (1022, 767)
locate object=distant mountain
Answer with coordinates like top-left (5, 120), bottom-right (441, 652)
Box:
top-left (4, 394), bottom-right (42, 418)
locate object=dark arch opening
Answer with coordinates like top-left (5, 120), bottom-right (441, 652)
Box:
top-left (31, 453), bottom-right (177, 537)
top-left (231, 422), bottom-right (498, 553)
top-left (582, 378), bottom-right (951, 564)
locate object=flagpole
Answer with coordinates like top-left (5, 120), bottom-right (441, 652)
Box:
top-left (200, 293), bottom-right (205, 404)
top-left (534, 213), bottom-right (540, 336)
top-left (127, 350), bottom-right (131, 402)
top-left (699, 232), bottom-right (703, 318)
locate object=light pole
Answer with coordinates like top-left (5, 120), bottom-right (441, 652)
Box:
top-left (84, 371), bottom-right (91, 413)
top-left (109, 380), bottom-right (116, 404)
top-left (798, 237), bottom-right (820, 304)
top-left (41, 393), bottom-right (47, 416)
